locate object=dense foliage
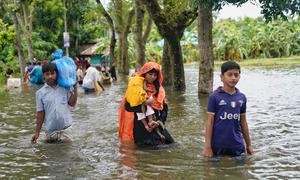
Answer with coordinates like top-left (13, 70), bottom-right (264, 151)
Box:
top-left (0, 0), bottom-right (299, 85)
top-left (0, 19), bottom-right (16, 84)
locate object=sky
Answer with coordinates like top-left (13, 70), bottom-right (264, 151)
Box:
top-left (217, 1), bottom-right (263, 19)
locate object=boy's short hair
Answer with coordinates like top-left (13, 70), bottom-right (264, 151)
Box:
top-left (6, 68), bottom-right (13, 75)
top-left (42, 63), bottom-right (58, 74)
top-left (221, 61), bottom-right (241, 74)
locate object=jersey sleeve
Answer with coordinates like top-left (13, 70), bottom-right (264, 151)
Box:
top-left (240, 95), bottom-right (247, 114)
top-left (207, 94), bottom-right (216, 114)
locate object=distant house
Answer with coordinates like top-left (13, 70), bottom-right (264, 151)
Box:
top-left (80, 41), bottom-right (110, 65)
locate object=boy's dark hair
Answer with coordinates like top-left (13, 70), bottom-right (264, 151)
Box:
top-left (221, 61), bottom-right (241, 74)
top-left (6, 68), bottom-right (13, 75)
top-left (42, 63), bottom-right (58, 74)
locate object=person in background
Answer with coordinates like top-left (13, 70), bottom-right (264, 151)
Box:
top-left (76, 65), bottom-right (84, 86)
top-left (28, 61), bottom-right (44, 84)
top-left (109, 64), bottom-right (117, 81)
top-left (203, 61), bottom-right (253, 157)
top-left (31, 63), bottom-right (77, 143)
top-left (6, 68), bottom-right (21, 88)
top-left (82, 64), bottom-right (104, 94)
top-left (73, 56), bottom-right (80, 69)
top-left (5, 68), bottom-right (13, 85)
top-left (42, 59), bottom-right (49, 65)
top-left (5, 68), bottom-right (13, 79)
top-left (23, 62), bottom-right (34, 83)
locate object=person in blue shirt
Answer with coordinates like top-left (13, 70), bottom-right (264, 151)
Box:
top-left (203, 61), bottom-right (253, 157)
top-left (31, 63), bottom-right (77, 143)
top-left (29, 61), bottom-right (44, 84)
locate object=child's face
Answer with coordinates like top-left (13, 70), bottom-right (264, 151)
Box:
top-left (144, 71), bottom-right (158, 83)
top-left (221, 69), bottom-right (240, 88)
top-left (44, 71), bottom-right (57, 86)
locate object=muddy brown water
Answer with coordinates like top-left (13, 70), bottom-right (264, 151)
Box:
top-left (0, 64), bottom-right (300, 179)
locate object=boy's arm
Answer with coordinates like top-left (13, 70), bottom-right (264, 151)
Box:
top-left (31, 111), bottom-right (45, 144)
top-left (203, 113), bottom-right (215, 157)
top-left (141, 119), bottom-right (151, 132)
top-left (68, 85), bottom-right (78, 107)
top-left (240, 114), bottom-right (254, 155)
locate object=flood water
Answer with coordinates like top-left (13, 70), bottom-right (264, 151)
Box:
top-left (1, 64), bottom-right (300, 179)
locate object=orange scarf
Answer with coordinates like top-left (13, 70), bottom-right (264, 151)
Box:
top-left (118, 62), bottom-right (166, 143)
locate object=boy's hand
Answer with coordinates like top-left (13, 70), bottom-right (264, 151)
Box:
top-left (148, 120), bottom-right (159, 128)
top-left (145, 125), bottom-right (153, 133)
top-left (31, 132), bottom-right (40, 144)
top-left (246, 145), bottom-right (254, 155)
top-left (203, 147), bottom-right (213, 158)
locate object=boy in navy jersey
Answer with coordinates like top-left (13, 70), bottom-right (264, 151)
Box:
top-left (204, 61), bottom-right (253, 157)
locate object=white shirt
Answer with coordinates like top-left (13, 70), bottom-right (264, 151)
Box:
top-left (82, 67), bottom-right (100, 89)
top-left (36, 84), bottom-right (73, 132)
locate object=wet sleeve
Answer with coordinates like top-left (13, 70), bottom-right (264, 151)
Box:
top-left (207, 94), bottom-right (216, 114)
top-left (36, 92), bottom-right (44, 112)
top-left (240, 96), bottom-right (247, 114)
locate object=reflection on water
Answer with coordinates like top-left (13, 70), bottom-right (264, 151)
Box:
top-left (0, 65), bottom-right (300, 179)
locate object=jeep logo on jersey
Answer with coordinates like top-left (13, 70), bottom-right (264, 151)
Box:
top-left (220, 112), bottom-right (240, 121)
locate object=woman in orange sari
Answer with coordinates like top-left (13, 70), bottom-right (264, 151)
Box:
top-left (119, 62), bottom-right (174, 146)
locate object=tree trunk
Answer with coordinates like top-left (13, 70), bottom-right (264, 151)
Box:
top-left (121, 32), bottom-right (129, 74)
top-left (142, 16), bottom-right (152, 45)
top-left (113, 0), bottom-right (124, 73)
top-left (167, 37), bottom-right (185, 91)
top-left (134, 0), bottom-right (145, 71)
top-left (198, 6), bottom-right (214, 96)
top-left (95, 0), bottom-right (117, 67)
top-left (139, 0), bottom-right (197, 91)
top-left (75, 17), bottom-right (80, 53)
top-left (121, 9), bottom-right (135, 75)
top-left (109, 29), bottom-right (117, 67)
top-left (162, 40), bottom-right (172, 86)
top-left (13, 11), bottom-right (25, 76)
top-left (118, 34), bottom-right (124, 73)
top-left (22, 3), bottom-right (34, 63)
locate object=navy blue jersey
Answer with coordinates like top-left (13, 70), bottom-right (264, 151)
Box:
top-left (207, 86), bottom-right (247, 150)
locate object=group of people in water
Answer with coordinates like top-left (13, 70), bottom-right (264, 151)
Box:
top-left (26, 52), bottom-right (253, 158)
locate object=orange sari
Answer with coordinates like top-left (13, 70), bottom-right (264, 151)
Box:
top-left (118, 62), bottom-right (166, 143)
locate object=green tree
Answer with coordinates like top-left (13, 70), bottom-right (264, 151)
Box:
top-left (95, 0), bottom-right (117, 67)
top-left (196, 0), bottom-right (300, 95)
top-left (139, 0), bottom-right (197, 91)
